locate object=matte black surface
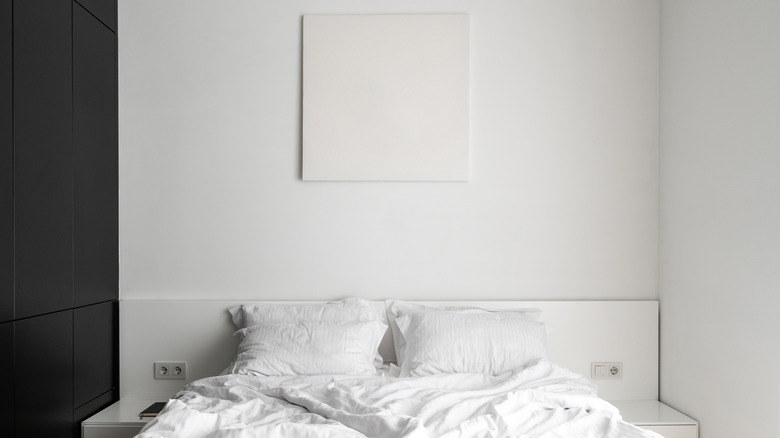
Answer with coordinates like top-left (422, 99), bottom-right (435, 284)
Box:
top-left (5, 2), bottom-right (118, 437)
top-left (73, 3), bottom-right (118, 307)
top-left (74, 301), bottom-right (118, 408)
top-left (0, 322), bottom-right (14, 437)
top-left (15, 311), bottom-right (73, 437)
top-left (0, 0), bottom-right (13, 324)
top-left (74, 0), bottom-right (116, 33)
top-left (13, 0), bottom-right (74, 318)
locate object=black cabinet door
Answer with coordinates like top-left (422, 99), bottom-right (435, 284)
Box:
top-left (74, 301), bottom-right (118, 408)
top-left (74, 0), bottom-right (116, 33)
top-left (15, 311), bottom-right (74, 437)
top-left (73, 3), bottom-right (118, 307)
top-left (0, 322), bottom-right (13, 437)
top-left (13, 0), bottom-right (73, 319)
top-left (0, 0), bottom-right (12, 324)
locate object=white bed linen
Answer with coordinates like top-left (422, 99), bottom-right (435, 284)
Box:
top-left (135, 360), bottom-right (661, 438)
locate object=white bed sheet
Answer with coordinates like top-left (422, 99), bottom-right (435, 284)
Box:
top-left (135, 360), bottom-right (661, 438)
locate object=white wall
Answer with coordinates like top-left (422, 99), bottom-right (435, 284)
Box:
top-left (119, 0), bottom-right (659, 301)
top-left (659, 0), bottom-right (780, 436)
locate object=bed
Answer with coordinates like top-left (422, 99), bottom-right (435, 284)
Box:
top-left (123, 299), bottom-right (663, 437)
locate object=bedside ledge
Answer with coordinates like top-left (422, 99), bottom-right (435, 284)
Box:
top-left (610, 400), bottom-right (699, 438)
top-left (82, 400), bottom-right (160, 438)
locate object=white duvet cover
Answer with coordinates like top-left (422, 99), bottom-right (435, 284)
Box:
top-left (136, 360), bottom-right (661, 438)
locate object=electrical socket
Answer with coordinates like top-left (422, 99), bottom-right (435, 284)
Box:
top-left (591, 362), bottom-right (623, 379)
top-left (154, 361), bottom-right (187, 380)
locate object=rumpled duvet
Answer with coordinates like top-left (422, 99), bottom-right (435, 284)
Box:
top-left (135, 360), bottom-right (662, 438)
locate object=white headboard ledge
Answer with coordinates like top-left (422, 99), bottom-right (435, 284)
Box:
top-left (120, 300), bottom-right (658, 401)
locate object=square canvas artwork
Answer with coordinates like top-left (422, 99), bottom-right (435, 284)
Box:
top-left (302, 14), bottom-right (470, 181)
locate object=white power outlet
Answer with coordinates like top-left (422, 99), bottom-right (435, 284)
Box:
top-left (154, 361), bottom-right (187, 380)
top-left (591, 362), bottom-right (623, 379)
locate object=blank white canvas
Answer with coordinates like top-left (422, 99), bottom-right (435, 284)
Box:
top-left (302, 15), bottom-right (470, 181)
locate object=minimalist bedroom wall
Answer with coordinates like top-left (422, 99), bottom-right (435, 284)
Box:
top-left (659, 0), bottom-right (780, 436)
top-left (118, 0), bottom-right (659, 301)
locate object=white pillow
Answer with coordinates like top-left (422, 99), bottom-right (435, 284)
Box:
top-left (229, 298), bottom-right (386, 366)
top-left (229, 298), bottom-right (383, 329)
top-left (384, 300), bottom-right (542, 367)
top-left (229, 320), bottom-right (387, 376)
top-left (395, 310), bottom-right (547, 377)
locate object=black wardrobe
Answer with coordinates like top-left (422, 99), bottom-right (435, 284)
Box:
top-left (1, 0), bottom-right (119, 436)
